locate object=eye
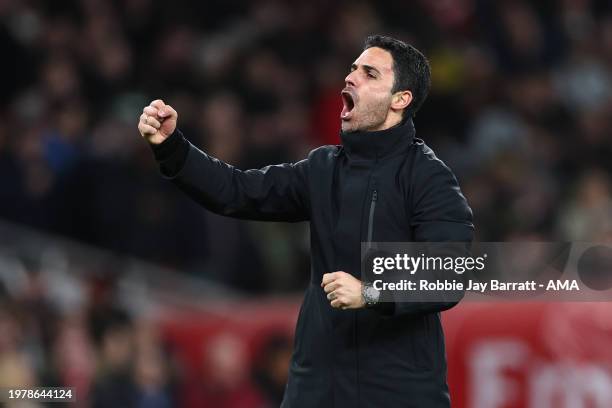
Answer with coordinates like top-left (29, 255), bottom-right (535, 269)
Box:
top-left (367, 72), bottom-right (376, 78)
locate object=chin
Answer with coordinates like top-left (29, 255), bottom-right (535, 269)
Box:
top-left (341, 121), bottom-right (358, 133)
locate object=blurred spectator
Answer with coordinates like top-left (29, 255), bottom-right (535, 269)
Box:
top-left (558, 169), bottom-right (612, 241)
top-left (251, 332), bottom-right (292, 407)
top-left (89, 308), bottom-right (137, 408)
top-left (0, 298), bottom-right (38, 391)
top-left (132, 322), bottom-right (175, 408)
top-left (182, 332), bottom-right (264, 408)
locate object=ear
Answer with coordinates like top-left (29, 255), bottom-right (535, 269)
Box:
top-left (391, 90), bottom-right (412, 112)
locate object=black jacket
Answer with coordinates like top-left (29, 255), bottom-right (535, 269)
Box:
top-left (151, 118), bottom-right (474, 407)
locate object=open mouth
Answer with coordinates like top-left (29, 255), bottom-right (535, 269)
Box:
top-left (341, 90), bottom-right (355, 120)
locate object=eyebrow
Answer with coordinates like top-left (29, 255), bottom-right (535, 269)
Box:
top-left (351, 63), bottom-right (382, 76)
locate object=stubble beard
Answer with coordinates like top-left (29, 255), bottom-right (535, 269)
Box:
top-left (341, 98), bottom-right (391, 133)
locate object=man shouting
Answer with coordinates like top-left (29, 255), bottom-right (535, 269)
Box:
top-left (138, 35), bottom-right (473, 407)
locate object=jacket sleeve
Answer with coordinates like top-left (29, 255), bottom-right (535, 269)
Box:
top-left (375, 153), bottom-right (474, 317)
top-left (151, 129), bottom-right (310, 222)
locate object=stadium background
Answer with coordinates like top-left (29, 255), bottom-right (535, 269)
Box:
top-left (1, 0), bottom-right (612, 406)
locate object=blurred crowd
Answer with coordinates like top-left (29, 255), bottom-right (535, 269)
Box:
top-left (2, 0), bottom-right (612, 407)
top-left (0, 244), bottom-right (295, 408)
top-left (2, 0), bottom-right (612, 291)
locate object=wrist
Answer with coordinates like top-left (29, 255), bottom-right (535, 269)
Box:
top-left (150, 129), bottom-right (182, 160)
top-left (149, 129), bottom-right (190, 178)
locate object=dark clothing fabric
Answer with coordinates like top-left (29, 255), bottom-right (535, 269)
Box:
top-left (151, 118), bottom-right (474, 407)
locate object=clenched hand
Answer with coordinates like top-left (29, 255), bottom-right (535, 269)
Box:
top-left (321, 271), bottom-right (365, 310)
top-left (138, 99), bottom-right (178, 145)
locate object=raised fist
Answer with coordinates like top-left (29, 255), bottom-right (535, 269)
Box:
top-left (138, 99), bottom-right (178, 145)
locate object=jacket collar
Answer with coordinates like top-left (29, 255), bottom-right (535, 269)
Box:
top-left (339, 118), bottom-right (415, 160)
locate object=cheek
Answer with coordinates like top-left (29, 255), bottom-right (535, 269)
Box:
top-left (360, 89), bottom-right (392, 110)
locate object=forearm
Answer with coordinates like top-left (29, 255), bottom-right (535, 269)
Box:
top-left (150, 129), bottom-right (310, 222)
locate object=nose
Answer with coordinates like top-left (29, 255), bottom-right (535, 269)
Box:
top-left (344, 70), bottom-right (357, 87)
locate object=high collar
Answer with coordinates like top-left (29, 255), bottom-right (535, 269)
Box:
top-left (339, 118), bottom-right (415, 160)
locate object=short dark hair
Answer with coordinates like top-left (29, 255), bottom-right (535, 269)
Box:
top-left (364, 35), bottom-right (431, 118)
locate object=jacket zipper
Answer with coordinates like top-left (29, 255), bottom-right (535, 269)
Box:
top-left (357, 187), bottom-right (377, 408)
top-left (367, 189), bottom-right (377, 247)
